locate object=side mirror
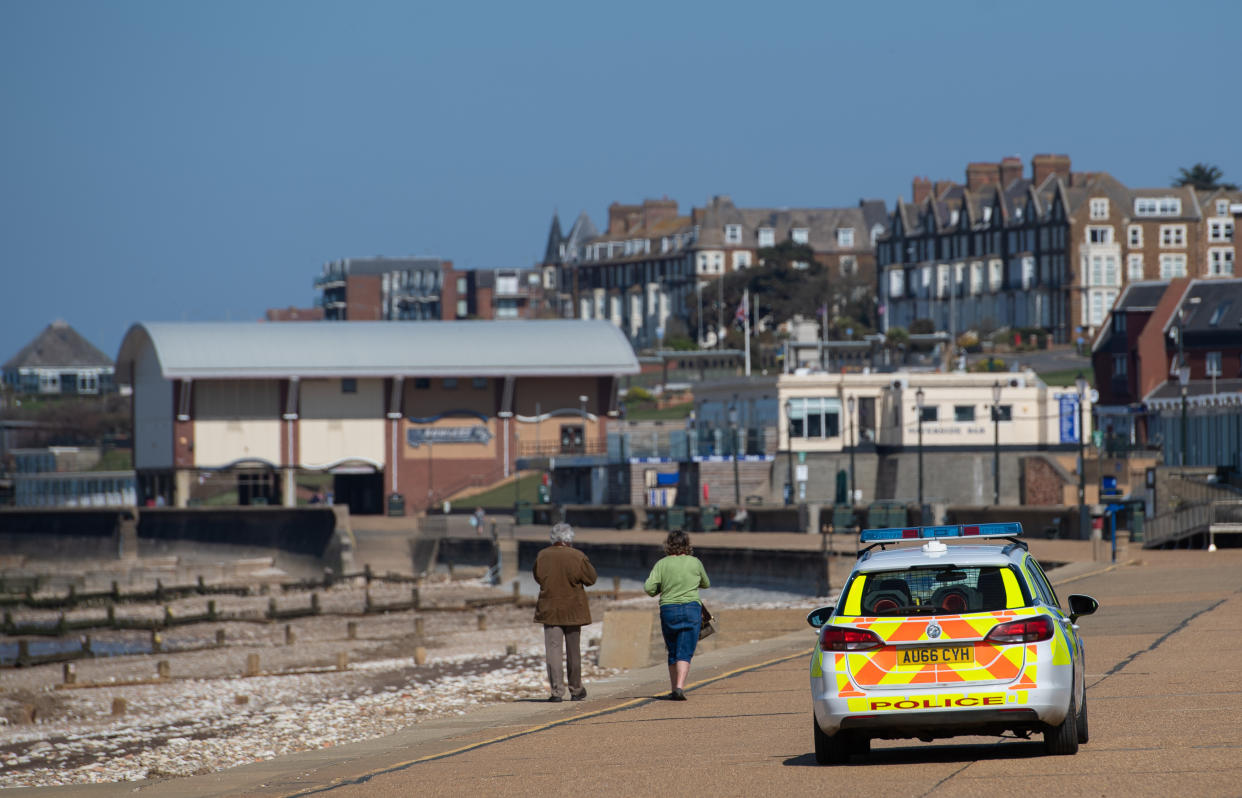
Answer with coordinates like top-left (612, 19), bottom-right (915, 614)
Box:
top-left (1067, 594), bottom-right (1098, 622)
top-left (806, 606), bottom-right (835, 629)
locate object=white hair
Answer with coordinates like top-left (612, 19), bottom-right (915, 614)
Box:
top-left (549, 522), bottom-right (574, 544)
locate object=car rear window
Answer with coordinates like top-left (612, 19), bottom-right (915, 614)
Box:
top-left (850, 566), bottom-right (1025, 616)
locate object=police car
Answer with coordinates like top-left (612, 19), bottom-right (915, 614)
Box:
top-left (807, 522), bottom-right (1098, 764)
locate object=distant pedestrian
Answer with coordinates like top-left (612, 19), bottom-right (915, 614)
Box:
top-left (533, 522), bottom-right (597, 702)
top-left (472, 507), bottom-right (486, 536)
top-left (644, 529), bottom-right (710, 700)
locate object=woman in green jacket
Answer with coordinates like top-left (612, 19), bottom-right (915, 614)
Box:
top-left (644, 529), bottom-right (710, 701)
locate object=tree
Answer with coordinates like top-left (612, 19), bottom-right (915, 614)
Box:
top-left (1172, 163), bottom-right (1237, 191)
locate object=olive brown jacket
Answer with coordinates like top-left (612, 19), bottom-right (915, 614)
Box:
top-left (532, 544), bottom-right (597, 626)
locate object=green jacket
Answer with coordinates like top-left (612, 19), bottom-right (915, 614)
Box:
top-left (644, 555), bottom-right (710, 605)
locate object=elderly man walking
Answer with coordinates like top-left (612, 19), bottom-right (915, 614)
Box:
top-left (533, 522), bottom-right (597, 702)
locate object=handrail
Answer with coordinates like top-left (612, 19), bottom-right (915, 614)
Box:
top-left (1144, 500), bottom-right (1242, 548)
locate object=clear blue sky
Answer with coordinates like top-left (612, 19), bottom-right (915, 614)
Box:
top-left (3, 0), bottom-right (1239, 358)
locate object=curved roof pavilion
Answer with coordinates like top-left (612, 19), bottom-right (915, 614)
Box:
top-left (116, 320), bottom-right (640, 382)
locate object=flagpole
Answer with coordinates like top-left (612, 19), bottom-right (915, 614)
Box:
top-left (743, 288), bottom-right (751, 377)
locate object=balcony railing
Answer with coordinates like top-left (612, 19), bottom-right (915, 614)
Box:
top-left (517, 439), bottom-right (608, 458)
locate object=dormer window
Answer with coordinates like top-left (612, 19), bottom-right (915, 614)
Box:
top-left (870, 224), bottom-right (884, 245)
top-left (1090, 198), bottom-right (1109, 220)
top-left (1135, 197), bottom-right (1181, 216)
top-left (1216, 200), bottom-right (1230, 217)
top-left (792, 227), bottom-right (809, 245)
top-left (836, 228), bottom-right (854, 248)
top-left (757, 227), bottom-right (775, 247)
top-left (724, 224), bottom-right (743, 245)
top-left (983, 206), bottom-right (993, 223)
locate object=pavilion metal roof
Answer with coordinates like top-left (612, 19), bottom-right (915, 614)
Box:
top-left (115, 320), bottom-right (639, 382)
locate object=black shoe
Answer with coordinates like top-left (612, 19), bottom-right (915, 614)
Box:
top-left (570, 690), bottom-right (587, 702)
top-left (670, 689), bottom-right (686, 701)
top-left (548, 695), bottom-right (563, 702)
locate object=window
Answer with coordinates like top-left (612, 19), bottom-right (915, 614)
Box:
top-left (1128, 225), bottom-right (1142, 247)
top-left (1208, 219), bottom-right (1234, 242)
top-left (1209, 301), bottom-right (1232, 326)
top-left (993, 405), bottom-right (1013, 422)
top-left (1217, 200), bottom-right (1230, 216)
top-left (840, 255), bottom-right (857, 275)
top-left (971, 262), bottom-right (984, 295)
top-left (918, 405), bottom-right (938, 423)
top-left (757, 227), bottom-right (775, 247)
top-left (836, 227), bottom-right (855, 248)
top-left (888, 269), bottom-right (904, 298)
top-left (1113, 313), bottom-right (1127, 333)
top-left (954, 405), bottom-right (975, 422)
top-left (1089, 290), bottom-right (1118, 325)
top-left (1127, 254), bottom-right (1144, 280)
top-left (788, 397), bottom-right (841, 439)
top-left (443, 378), bottom-right (458, 389)
top-left (1160, 225), bottom-right (1186, 247)
top-left (1089, 198), bottom-right (1109, 219)
top-left (854, 565), bottom-right (1017, 615)
top-left (456, 276), bottom-right (467, 294)
top-left (1135, 197), bottom-right (1182, 216)
top-left (724, 224), bottom-right (742, 245)
top-left (1159, 254), bottom-right (1187, 278)
top-left (413, 378), bottom-right (430, 389)
top-left (471, 377), bottom-right (488, 390)
top-left (456, 299), bottom-right (468, 316)
top-left (1113, 354), bottom-right (1127, 378)
top-left (1209, 248), bottom-right (1234, 276)
top-left (791, 227), bottom-right (810, 245)
top-left (1207, 352), bottom-right (1222, 377)
top-left (1090, 254), bottom-right (1119, 286)
top-left (1087, 226), bottom-right (1112, 244)
top-left (341, 379), bottom-right (357, 394)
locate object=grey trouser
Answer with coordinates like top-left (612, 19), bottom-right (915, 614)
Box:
top-left (543, 624), bottom-right (584, 699)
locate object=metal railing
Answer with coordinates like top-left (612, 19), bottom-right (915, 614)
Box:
top-left (1143, 500), bottom-right (1242, 548)
top-left (516, 439), bottom-right (608, 458)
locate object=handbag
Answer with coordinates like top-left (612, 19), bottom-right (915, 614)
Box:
top-left (698, 602), bottom-right (718, 640)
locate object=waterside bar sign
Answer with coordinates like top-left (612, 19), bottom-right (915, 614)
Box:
top-left (407, 426), bottom-right (492, 447)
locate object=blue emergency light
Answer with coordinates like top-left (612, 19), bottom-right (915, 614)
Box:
top-left (859, 522), bottom-right (1023, 543)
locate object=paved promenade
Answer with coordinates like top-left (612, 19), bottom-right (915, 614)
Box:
top-left (15, 538), bottom-right (1242, 798)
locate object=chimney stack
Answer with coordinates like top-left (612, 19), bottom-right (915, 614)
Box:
top-left (966, 162), bottom-right (1001, 192)
top-left (912, 177), bottom-right (932, 204)
top-left (1031, 154), bottom-right (1072, 186)
top-left (1000, 157), bottom-right (1022, 187)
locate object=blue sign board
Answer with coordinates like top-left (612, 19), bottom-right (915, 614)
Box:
top-left (407, 426), bottom-right (492, 447)
top-left (1058, 394), bottom-right (1079, 443)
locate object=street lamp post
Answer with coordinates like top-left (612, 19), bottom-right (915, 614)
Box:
top-left (847, 395), bottom-right (856, 508)
top-left (1178, 365), bottom-right (1190, 466)
top-left (785, 399), bottom-right (795, 506)
top-left (915, 387), bottom-right (926, 508)
top-left (992, 381), bottom-right (1002, 506)
top-left (1075, 373), bottom-right (1088, 540)
top-left (729, 398), bottom-right (741, 506)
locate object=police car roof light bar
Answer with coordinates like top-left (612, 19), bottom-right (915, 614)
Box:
top-left (859, 522), bottom-right (1024, 543)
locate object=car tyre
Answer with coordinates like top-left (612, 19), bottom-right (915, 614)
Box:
top-left (1076, 688), bottom-right (1089, 744)
top-left (1044, 694), bottom-right (1080, 755)
top-left (813, 718), bottom-right (849, 765)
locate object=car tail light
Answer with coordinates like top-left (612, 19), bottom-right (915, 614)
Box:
top-left (820, 626), bottom-right (884, 651)
top-left (985, 616), bottom-right (1054, 644)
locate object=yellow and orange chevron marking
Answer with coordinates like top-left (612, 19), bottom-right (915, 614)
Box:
top-left (831, 609), bottom-right (1041, 688)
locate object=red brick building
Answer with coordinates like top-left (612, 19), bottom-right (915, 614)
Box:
top-left (116, 320), bottom-right (638, 513)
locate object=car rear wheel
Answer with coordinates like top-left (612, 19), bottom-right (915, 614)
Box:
top-left (1044, 694), bottom-right (1080, 755)
top-left (813, 718), bottom-right (850, 765)
top-left (1076, 689), bottom-right (1089, 744)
